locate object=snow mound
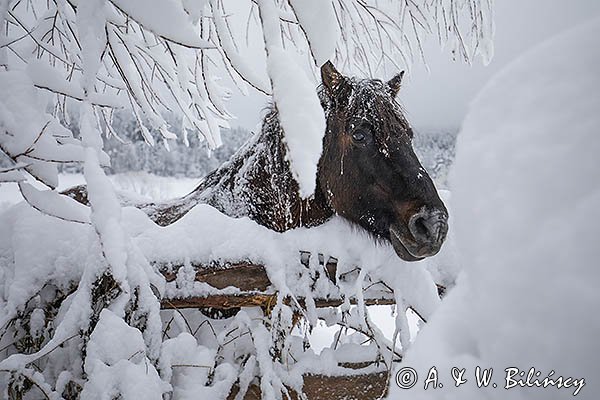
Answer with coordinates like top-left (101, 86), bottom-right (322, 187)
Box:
top-left (82, 310), bottom-right (169, 399)
top-left (389, 17), bottom-right (600, 400)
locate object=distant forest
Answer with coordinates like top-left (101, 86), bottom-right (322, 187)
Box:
top-left (2, 110), bottom-right (456, 188)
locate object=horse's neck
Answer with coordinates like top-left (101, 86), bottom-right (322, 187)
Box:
top-left (183, 109), bottom-right (333, 231)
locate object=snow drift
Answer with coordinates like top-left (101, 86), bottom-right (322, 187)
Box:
top-left (389, 17), bottom-right (600, 400)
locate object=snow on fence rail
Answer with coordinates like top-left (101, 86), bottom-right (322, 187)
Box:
top-left (157, 259), bottom-right (444, 312)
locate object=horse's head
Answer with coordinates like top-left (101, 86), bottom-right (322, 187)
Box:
top-left (317, 62), bottom-right (448, 261)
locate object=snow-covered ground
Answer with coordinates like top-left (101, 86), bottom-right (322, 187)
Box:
top-left (389, 16), bottom-right (600, 400)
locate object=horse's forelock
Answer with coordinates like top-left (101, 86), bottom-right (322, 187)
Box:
top-left (346, 79), bottom-right (408, 141)
top-left (319, 77), bottom-right (411, 151)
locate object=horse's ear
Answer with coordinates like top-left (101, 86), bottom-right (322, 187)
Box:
top-left (387, 71), bottom-right (405, 98)
top-left (321, 61), bottom-right (344, 93)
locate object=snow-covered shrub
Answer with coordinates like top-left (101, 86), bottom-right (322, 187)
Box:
top-left (389, 17), bottom-right (600, 400)
top-left (0, 1), bottom-right (493, 399)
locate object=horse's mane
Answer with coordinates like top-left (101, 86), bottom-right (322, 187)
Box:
top-left (142, 100), bottom-right (332, 230)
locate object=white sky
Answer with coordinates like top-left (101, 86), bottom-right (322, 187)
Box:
top-left (226, 0), bottom-right (600, 132)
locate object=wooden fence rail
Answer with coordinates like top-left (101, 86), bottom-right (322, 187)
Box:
top-left (157, 261), bottom-right (398, 310)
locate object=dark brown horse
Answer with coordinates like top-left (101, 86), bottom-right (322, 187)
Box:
top-left (66, 62), bottom-right (448, 261)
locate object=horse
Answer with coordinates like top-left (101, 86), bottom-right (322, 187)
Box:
top-left (65, 61), bottom-right (448, 261)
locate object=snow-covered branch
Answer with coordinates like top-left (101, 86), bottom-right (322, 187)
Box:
top-left (1, 0), bottom-right (492, 196)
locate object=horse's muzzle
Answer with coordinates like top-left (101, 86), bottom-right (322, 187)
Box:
top-left (390, 208), bottom-right (448, 260)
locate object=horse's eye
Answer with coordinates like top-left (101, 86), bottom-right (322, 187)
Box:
top-left (352, 130), bottom-right (367, 142)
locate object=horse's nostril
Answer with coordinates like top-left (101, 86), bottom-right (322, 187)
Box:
top-left (413, 217), bottom-right (429, 238)
top-left (409, 210), bottom-right (448, 244)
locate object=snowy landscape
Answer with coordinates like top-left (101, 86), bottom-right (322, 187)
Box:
top-left (1, 1), bottom-right (599, 400)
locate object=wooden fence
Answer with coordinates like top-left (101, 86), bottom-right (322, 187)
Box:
top-left (155, 259), bottom-right (442, 399)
